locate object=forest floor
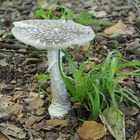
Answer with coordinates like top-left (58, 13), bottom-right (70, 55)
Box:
top-left (0, 0), bottom-right (140, 140)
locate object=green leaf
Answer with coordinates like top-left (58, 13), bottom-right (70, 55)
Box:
top-left (75, 12), bottom-right (93, 19)
top-left (35, 74), bottom-right (50, 81)
top-left (62, 50), bottom-right (77, 78)
top-left (120, 61), bottom-right (140, 67)
top-left (119, 88), bottom-right (140, 108)
top-left (58, 49), bottom-right (140, 121)
top-left (59, 5), bottom-right (74, 20)
top-left (58, 50), bottom-right (76, 95)
top-left (109, 57), bottom-right (119, 80)
top-left (75, 18), bottom-right (114, 26)
top-left (33, 9), bottom-right (49, 19)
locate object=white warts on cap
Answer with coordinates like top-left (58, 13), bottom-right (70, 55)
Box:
top-left (12, 19), bottom-right (95, 50)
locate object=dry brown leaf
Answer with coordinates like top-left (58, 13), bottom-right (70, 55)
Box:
top-left (28, 97), bottom-right (44, 110)
top-left (104, 21), bottom-right (134, 36)
top-left (33, 119), bottom-right (68, 131)
top-left (12, 91), bottom-right (23, 101)
top-left (32, 120), bottom-right (46, 130)
top-left (121, 68), bottom-right (134, 73)
top-left (93, 11), bottom-right (107, 18)
top-left (135, 136), bottom-right (140, 140)
top-left (0, 109), bottom-right (11, 120)
top-left (126, 119), bottom-right (136, 126)
top-left (0, 30), bottom-right (6, 36)
top-left (0, 123), bottom-right (26, 139)
top-left (39, 0), bottom-right (48, 9)
top-left (126, 107), bottom-right (139, 116)
top-left (0, 132), bottom-right (8, 140)
top-left (77, 121), bottom-right (106, 140)
top-left (7, 103), bottom-right (22, 115)
top-left (79, 43), bottom-right (90, 52)
top-left (0, 59), bottom-right (8, 67)
top-left (11, 10), bottom-right (21, 20)
top-left (128, 12), bottom-right (136, 23)
top-left (135, 131), bottom-right (140, 140)
top-left (36, 107), bottom-right (46, 115)
top-left (0, 95), bottom-right (13, 109)
top-left (45, 119), bottom-right (68, 130)
top-left (25, 115), bottom-right (43, 126)
top-left (47, 3), bottom-right (58, 11)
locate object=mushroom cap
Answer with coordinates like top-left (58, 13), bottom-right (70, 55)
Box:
top-left (12, 19), bottom-right (95, 50)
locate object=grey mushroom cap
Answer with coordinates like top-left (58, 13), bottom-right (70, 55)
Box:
top-left (12, 19), bottom-right (95, 50)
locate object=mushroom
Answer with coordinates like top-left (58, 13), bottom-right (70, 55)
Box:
top-left (12, 19), bottom-right (95, 118)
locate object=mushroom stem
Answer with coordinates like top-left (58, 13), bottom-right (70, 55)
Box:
top-left (48, 49), bottom-right (71, 118)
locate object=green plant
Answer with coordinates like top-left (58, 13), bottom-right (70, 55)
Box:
top-left (33, 0), bottom-right (140, 120)
top-left (35, 73), bottom-right (50, 96)
top-left (33, 1), bottom-right (114, 26)
top-left (33, 1), bottom-right (58, 19)
top-left (58, 50), bottom-right (140, 120)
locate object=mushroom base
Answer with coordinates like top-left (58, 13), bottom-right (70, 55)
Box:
top-left (48, 49), bottom-right (71, 118)
top-left (48, 102), bottom-right (70, 118)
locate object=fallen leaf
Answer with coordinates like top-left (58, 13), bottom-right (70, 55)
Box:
top-left (121, 68), bottom-right (135, 73)
top-left (11, 10), bottom-right (21, 20)
top-left (79, 42), bottom-right (90, 52)
top-left (7, 103), bottom-right (22, 115)
top-left (100, 107), bottom-right (126, 140)
top-left (71, 133), bottom-right (80, 140)
top-left (0, 94), bottom-right (3, 98)
top-left (134, 131), bottom-right (140, 140)
top-left (77, 121), bottom-right (106, 140)
top-left (135, 136), bottom-right (140, 140)
top-left (0, 123), bottom-right (26, 139)
top-left (1, 0), bottom-right (13, 8)
top-left (84, 61), bottom-right (95, 71)
top-left (0, 109), bottom-right (11, 120)
top-left (0, 132), bottom-right (8, 140)
top-left (10, 80), bottom-right (16, 84)
top-left (0, 59), bottom-right (8, 67)
top-left (47, 3), bottom-right (58, 11)
top-left (28, 97), bottom-right (44, 110)
top-left (93, 11), bottom-right (107, 18)
top-left (0, 83), bottom-right (7, 90)
top-left (0, 30), bottom-right (6, 36)
top-left (0, 95), bottom-right (13, 109)
top-left (36, 107), bottom-right (46, 116)
top-left (12, 91), bottom-right (23, 101)
top-left (128, 11), bottom-right (136, 23)
top-left (126, 119), bottom-right (136, 126)
top-left (126, 107), bottom-right (139, 116)
top-left (38, 0), bottom-right (48, 9)
top-left (32, 120), bottom-right (46, 130)
top-left (45, 132), bottom-right (59, 140)
top-left (104, 21), bottom-right (134, 36)
top-left (46, 119), bottom-right (68, 130)
top-left (17, 113), bottom-right (24, 121)
top-left (25, 115), bottom-right (43, 127)
top-left (32, 119), bottom-right (68, 131)
top-left (126, 38), bottom-right (140, 52)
